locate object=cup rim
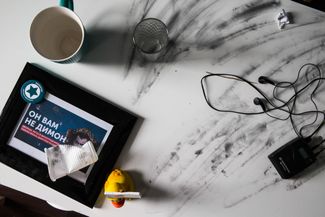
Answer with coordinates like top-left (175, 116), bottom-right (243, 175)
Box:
top-left (30, 6), bottom-right (85, 62)
top-left (132, 18), bottom-right (169, 54)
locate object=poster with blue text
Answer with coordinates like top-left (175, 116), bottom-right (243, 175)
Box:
top-left (8, 93), bottom-right (113, 168)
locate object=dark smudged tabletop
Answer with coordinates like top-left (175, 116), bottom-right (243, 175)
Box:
top-left (1, 0), bottom-right (325, 217)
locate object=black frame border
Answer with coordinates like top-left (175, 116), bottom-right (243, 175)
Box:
top-left (0, 63), bottom-right (137, 207)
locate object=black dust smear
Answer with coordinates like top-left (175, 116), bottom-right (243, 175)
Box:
top-left (134, 66), bottom-right (161, 103)
top-left (204, 21), bottom-right (273, 50)
top-left (224, 166), bottom-right (282, 208)
top-left (216, 0), bottom-right (280, 30)
top-left (149, 114), bottom-right (227, 184)
top-left (150, 112), bottom-right (299, 212)
top-left (213, 18), bottom-right (325, 65)
top-left (150, 111), bottom-right (277, 185)
top-left (127, 0), bottom-right (224, 102)
top-left (262, 37), bottom-right (325, 79)
top-left (150, 110), bottom-right (324, 214)
top-left (232, 0), bottom-right (280, 21)
top-left (209, 30), bottom-right (325, 108)
top-left (224, 153), bottom-right (325, 208)
top-left (125, 0), bottom-right (277, 102)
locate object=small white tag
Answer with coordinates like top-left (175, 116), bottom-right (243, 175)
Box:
top-left (104, 192), bottom-right (142, 199)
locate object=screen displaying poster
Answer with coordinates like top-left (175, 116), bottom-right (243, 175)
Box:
top-left (8, 93), bottom-right (113, 183)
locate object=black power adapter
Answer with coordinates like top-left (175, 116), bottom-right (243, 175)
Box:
top-left (268, 137), bottom-right (316, 179)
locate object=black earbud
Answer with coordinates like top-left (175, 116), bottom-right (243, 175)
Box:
top-left (253, 97), bottom-right (267, 112)
top-left (258, 76), bottom-right (275, 85)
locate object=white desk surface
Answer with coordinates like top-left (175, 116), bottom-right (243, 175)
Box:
top-left (1, 0), bottom-right (325, 216)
